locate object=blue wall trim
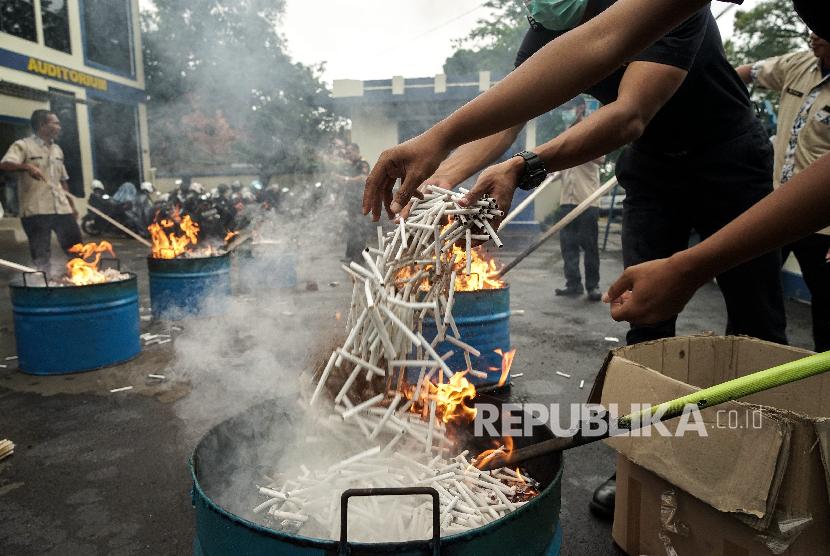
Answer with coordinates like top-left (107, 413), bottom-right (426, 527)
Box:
top-left (0, 47), bottom-right (145, 104)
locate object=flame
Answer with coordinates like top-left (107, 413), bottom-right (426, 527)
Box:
top-left (516, 468), bottom-right (526, 484)
top-left (148, 212), bottom-right (202, 259)
top-left (473, 436), bottom-right (515, 470)
top-left (495, 348), bottom-right (516, 387)
top-left (405, 370), bottom-right (478, 424)
top-left (65, 241), bottom-right (115, 285)
top-left (450, 245), bottom-right (505, 291)
top-left (224, 230), bottom-right (238, 242)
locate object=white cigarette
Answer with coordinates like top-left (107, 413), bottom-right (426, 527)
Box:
top-left (555, 371), bottom-right (571, 379)
top-left (334, 364), bottom-right (363, 404)
top-left (309, 351), bottom-right (337, 406)
top-left (370, 394), bottom-right (402, 440)
top-left (328, 446), bottom-right (382, 473)
top-left (270, 511), bottom-right (308, 523)
top-left (253, 497), bottom-right (284, 514)
top-left (425, 401), bottom-right (437, 454)
top-left (341, 393), bottom-right (385, 420)
top-left (109, 386), bottom-right (133, 393)
top-left (147, 374), bottom-right (166, 380)
top-left (391, 360), bottom-right (441, 368)
top-left (362, 249), bottom-right (385, 284)
top-left (511, 373), bottom-right (524, 378)
top-left (5, 356), bottom-right (17, 361)
top-left (419, 334), bottom-right (453, 380)
top-left (444, 335), bottom-right (481, 357)
top-left (336, 349), bottom-right (385, 378)
top-left (348, 261), bottom-right (375, 282)
top-left (481, 219), bottom-right (503, 248)
top-left (579, 380), bottom-right (585, 389)
top-left (379, 305), bottom-right (420, 346)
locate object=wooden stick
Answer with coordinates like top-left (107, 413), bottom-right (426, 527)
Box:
top-left (496, 177), bottom-right (618, 278)
top-left (86, 205), bottom-right (152, 248)
top-left (0, 258), bottom-right (37, 273)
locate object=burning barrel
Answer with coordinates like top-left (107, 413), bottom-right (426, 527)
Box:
top-left (147, 253), bottom-right (232, 320)
top-left (190, 398), bottom-right (563, 555)
top-left (10, 246), bottom-right (140, 375)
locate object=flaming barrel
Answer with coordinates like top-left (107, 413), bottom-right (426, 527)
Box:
top-left (9, 274), bottom-right (140, 375)
top-left (190, 398), bottom-right (563, 555)
top-left (421, 286), bottom-right (511, 387)
top-left (147, 254), bottom-right (232, 320)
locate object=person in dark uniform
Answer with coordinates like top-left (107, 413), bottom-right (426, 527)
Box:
top-left (340, 143), bottom-right (372, 262)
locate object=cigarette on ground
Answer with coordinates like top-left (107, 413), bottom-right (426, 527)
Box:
top-left (604, 337), bottom-right (620, 342)
top-left (110, 386), bottom-right (133, 393)
top-left (511, 373), bottom-right (524, 378)
top-left (555, 371), bottom-right (571, 379)
top-left (579, 380), bottom-right (585, 389)
top-left (5, 356), bottom-right (17, 361)
top-left (148, 374), bottom-right (166, 380)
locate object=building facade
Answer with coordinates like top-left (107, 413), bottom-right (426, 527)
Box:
top-left (0, 0), bottom-right (149, 225)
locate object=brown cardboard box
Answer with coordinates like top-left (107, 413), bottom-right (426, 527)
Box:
top-left (589, 336), bottom-right (830, 555)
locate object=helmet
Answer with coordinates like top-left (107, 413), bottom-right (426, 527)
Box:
top-left (140, 181), bottom-right (154, 193)
top-left (159, 193), bottom-right (171, 202)
top-left (249, 180), bottom-right (263, 191)
top-left (190, 182), bottom-right (205, 194)
top-left (91, 179), bottom-right (105, 191)
top-left (217, 183), bottom-right (229, 195)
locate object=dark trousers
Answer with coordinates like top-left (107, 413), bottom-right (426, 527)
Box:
top-left (783, 234), bottom-right (830, 351)
top-left (20, 214), bottom-right (82, 272)
top-left (558, 204), bottom-right (599, 291)
top-left (617, 125), bottom-right (787, 346)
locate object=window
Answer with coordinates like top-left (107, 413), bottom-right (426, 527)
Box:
top-left (89, 99), bottom-right (141, 188)
top-left (0, 0), bottom-right (36, 42)
top-left (50, 90), bottom-right (84, 197)
top-left (83, 0), bottom-right (133, 76)
top-left (42, 0), bottom-right (71, 53)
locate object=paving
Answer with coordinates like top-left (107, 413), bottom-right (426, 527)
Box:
top-left (0, 224), bottom-right (814, 555)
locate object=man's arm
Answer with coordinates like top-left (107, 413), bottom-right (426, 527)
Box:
top-left (534, 61), bottom-right (686, 171)
top-left (605, 153), bottom-right (830, 324)
top-left (0, 145), bottom-right (45, 181)
top-left (455, 61), bottom-right (686, 219)
top-left (425, 125), bottom-right (524, 189)
top-left (736, 64), bottom-right (753, 85)
top-left (363, 0), bottom-right (711, 219)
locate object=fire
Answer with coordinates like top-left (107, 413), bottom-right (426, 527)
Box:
top-left (407, 370), bottom-right (478, 424)
top-left (148, 211), bottom-right (202, 259)
top-left (495, 348), bottom-right (516, 387)
top-left (65, 241), bottom-right (115, 285)
top-left (451, 245), bottom-right (505, 291)
top-left (224, 230), bottom-right (238, 242)
top-left (473, 436), bottom-right (515, 470)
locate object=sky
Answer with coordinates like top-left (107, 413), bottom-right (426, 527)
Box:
top-left (139, 0), bottom-right (761, 84)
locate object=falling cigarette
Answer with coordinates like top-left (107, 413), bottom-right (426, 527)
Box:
top-left (340, 393), bottom-right (385, 420)
top-left (110, 386), bottom-right (133, 393)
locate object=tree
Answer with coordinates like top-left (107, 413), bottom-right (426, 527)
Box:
top-left (724, 0), bottom-right (808, 66)
top-left (443, 1), bottom-right (528, 78)
top-left (141, 0), bottom-right (336, 183)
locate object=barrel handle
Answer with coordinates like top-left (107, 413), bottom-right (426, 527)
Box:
top-left (338, 487), bottom-right (441, 556)
top-left (22, 271), bottom-right (48, 288)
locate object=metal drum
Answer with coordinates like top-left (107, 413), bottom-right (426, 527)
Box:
top-left (233, 244), bottom-right (298, 292)
top-left (148, 254), bottom-right (232, 320)
top-left (420, 287), bottom-right (511, 387)
top-left (190, 398), bottom-right (562, 556)
top-left (9, 273), bottom-right (140, 375)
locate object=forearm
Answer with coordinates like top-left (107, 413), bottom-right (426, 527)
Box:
top-left (430, 0), bottom-right (709, 149)
top-left (432, 125), bottom-right (524, 185)
top-left (736, 64), bottom-right (753, 85)
top-left (535, 103), bottom-right (643, 171)
top-left (678, 153), bottom-right (830, 279)
top-left (0, 161), bottom-right (26, 173)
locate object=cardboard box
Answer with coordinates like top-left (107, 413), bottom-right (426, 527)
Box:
top-left (589, 336), bottom-right (830, 555)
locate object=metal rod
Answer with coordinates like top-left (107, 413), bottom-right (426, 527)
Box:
top-left (500, 173), bottom-right (557, 226)
top-left (478, 350), bottom-right (830, 470)
top-left (0, 258), bottom-right (37, 273)
top-left (495, 177), bottom-right (617, 279)
top-left (86, 205), bottom-right (152, 248)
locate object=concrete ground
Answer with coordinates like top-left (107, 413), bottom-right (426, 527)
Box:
top-left (0, 222), bottom-right (814, 555)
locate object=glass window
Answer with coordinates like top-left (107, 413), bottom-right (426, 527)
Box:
top-left (89, 99), bottom-right (141, 188)
top-left (83, 0), bottom-right (133, 75)
top-left (0, 0), bottom-right (36, 42)
top-left (42, 0), bottom-right (71, 53)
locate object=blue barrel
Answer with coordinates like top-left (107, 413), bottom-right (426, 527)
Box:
top-left (190, 399), bottom-right (563, 556)
top-left (233, 244), bottom-right (298, 292)
top-left (10, 274), bottom-right (140, 375)
top-left (148, 254), bottom-right (232, 320)
top-left (419, 286), bottom-right (511, 387)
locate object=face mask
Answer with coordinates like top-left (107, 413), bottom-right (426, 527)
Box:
top-left (527, 0), bottom-right (590, 31)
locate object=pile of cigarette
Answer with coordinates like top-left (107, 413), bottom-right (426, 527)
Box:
top-left (0, 439), bottom-right (14, 461)
top-left (311, 185), bottom-right (503, 416)
top-left (249, 187), bottom-right (542, 541)
top-left (252, 425), bottom-right (540, 542)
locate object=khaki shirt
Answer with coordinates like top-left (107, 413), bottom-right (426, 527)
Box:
top-left (557, 160), bottom-right (601, 207)
top-left (753, 51), bottom-right (830, 188)
top-left (1, 135), bottom-right (73, 217)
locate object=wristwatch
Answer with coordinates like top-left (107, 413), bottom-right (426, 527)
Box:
top-left (513, 151), bottom-right (548, 191)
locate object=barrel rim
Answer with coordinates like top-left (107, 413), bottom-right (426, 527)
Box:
top-left (8, 272), bottom-right (138, 291)
top-left (189, 400), bottom-right (563, 550)
top-left (147, 251), bottom-right (231, 264)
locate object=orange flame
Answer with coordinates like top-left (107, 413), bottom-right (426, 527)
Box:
top-left (495, 348), bottom-right (516, 387)
top-left (65, 241), bottom-right (115, 285)
top-left (473, 436), bottom-right (515, 470)
top-left (451, 245), bottom-right (505, 291)
top-left (405, 370), bottom-right (478, 425)
top-left (148, 213), bottom-right (201, 259)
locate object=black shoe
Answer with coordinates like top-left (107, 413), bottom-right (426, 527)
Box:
top-left (555, 286), bottom-right (582, 297)
top-left (586, 288), bottom-right (602, 302)
top-left (589, 475), bottom-right (616, 520)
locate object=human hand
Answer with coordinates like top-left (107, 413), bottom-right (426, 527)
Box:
top-left (397, 174), bottom-right (458, 221)
top-left (457, 157), bottom-right (523, 230)
top-left (26, 164), bottom-right (46, 182)
top-left (603, 253), bottom-right (708, 325)
top-left (362, 134), bottom-right (451, 222)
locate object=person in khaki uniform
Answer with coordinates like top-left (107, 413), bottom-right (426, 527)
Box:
top-left (0, 110), bottom-right (81, 273)
top-left (737, 31), bottom-right (830, 351)
top-left (553, 98), bottom-right (605, 301)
